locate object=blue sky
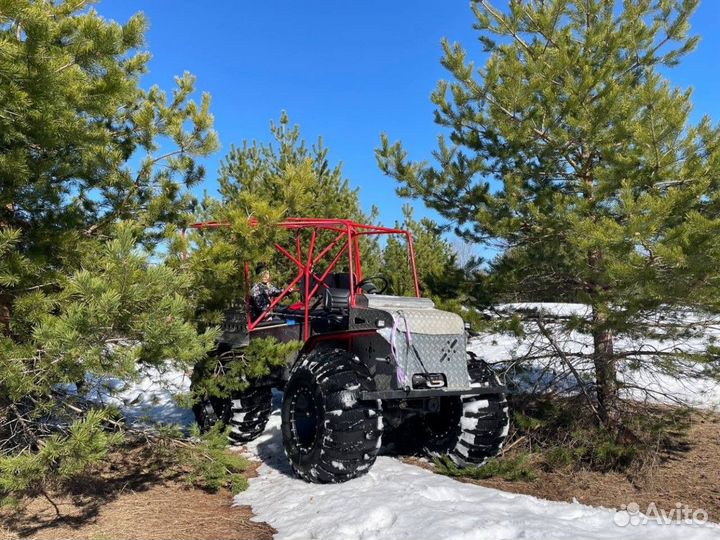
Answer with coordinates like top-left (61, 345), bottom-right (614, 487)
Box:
top-left (99, 1), bottom-right (720, 235)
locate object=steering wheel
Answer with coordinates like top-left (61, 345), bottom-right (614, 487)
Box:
top-left (356, 275), bottom-right (390, 295)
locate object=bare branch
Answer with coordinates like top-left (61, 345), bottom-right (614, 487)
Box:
top-left (536, 316), bottom-right (606, 424)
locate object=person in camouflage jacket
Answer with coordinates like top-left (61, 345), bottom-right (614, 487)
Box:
top-left (250, 264), bottom-right (282, 319)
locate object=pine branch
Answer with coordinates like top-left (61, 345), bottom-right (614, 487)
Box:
top-left (54, 61), bottom-right (76, 74)
top-left (479, 1), bottom-right (534, 58)
top-left (41, 490), bottom-right (61, 517)
top-left (480, 93), bottom-right (581, 172)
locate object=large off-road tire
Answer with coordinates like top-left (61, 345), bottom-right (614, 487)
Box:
top-left (419, 354), bottom-right (509, 467)
top-left (192, 393), bottom-right (224, 432)
top-left (193, 386), bottom-right (272, 443)
top-left (192, 382), bottom-right (272, 444)
top-left (281, 348), bottom-right (383, 483)
top-left (226, 386), bottom-right (273, 443)
top-left (192, 349), bottom-right (273, 444)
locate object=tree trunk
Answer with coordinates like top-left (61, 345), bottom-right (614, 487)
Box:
top-left (592, 308), bottom-right (616, 421)
top-left (586, 236), bottom-right (617, 422)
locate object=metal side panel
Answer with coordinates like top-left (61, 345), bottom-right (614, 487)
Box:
top-left (382, 307), bottom-right (465, 335)
top-left (378, 329), bottom-right (470, 390)
top-left (365, 295), bottom-right (435, 311)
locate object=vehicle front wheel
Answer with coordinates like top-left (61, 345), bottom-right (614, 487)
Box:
top-left (281, 348), bottom-right (383, 483)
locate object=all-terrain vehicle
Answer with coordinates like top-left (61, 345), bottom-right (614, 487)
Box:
top-left (188, 218), bottom-right (509, 483)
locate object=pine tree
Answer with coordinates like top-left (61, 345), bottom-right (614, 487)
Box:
top-left (378, 0), bottom-right (720, 422)
top-left (382, 204), bottom-right (457, 296)
top-left (218, 112), bottom-right (372, 225)
top-left (381, 204), bottom-right (489, 327)
top-left (179, 115), bottom-right (384, 403)
top-left (184, 113), bottom-right (381, 329)
top-left (0, 0), bottom-right (217, 502)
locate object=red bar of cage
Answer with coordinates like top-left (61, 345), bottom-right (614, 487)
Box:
top-left (182, 218), bottom-right (421, 340)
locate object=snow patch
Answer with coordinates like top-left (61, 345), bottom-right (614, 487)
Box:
top-left (81, 364), bottom-right (194, 427)
top-left (235, 391), bottom-right (718, 540)
top-left (464, 399), bottom-right (489, 414)
top-left (468, 303), bottom-right (720, 410)
top-left (339, 391), bottom-right (357, 408)
top-left (460, 416), bottom-right (479, 431)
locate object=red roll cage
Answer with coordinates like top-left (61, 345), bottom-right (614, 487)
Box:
top-left (184, 218), bottom-right (420, 340)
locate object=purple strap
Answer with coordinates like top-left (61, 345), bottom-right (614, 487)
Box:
top-left (390, 311), bottom-right (412, 387)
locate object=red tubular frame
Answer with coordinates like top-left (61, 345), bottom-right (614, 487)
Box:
top-left (183, 218), bottom-right (421, 340)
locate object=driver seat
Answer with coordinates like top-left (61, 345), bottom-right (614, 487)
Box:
top-left (332, 272), bottom-right (379, 294)
top-left (323, 287), bottom-right (368, 315)
top-left (331, 272), bottom-right (352, 290)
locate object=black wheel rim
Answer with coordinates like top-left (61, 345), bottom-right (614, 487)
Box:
top-left (426, 397), bottom-right (462, 442)
top-left (290, 385), bottom-right (319, 453)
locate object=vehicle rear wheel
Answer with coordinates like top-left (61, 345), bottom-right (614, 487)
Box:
top-left (281, 348), bottom-right (383, 483)
top-left (227, 386), bottom-right (273, 443)
top-left (420, 355), bottom-right (509, 467)
top-left (192, 393), bottom-right (223, 431)
top-left (193, 386), bottom-right (272, 443)
top-left (191, 351), bottom-right (272, 444)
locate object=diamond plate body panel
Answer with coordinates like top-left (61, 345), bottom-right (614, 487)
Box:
top-left (376, 306), bottom-right (470, 390)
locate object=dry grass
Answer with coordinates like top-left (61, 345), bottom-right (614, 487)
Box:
top-left (0, 444), bottom-right (274, 540)
top-left (409, 410), bottom-right (720, 522)
top-left (6, 409), bottom-right (719, 538)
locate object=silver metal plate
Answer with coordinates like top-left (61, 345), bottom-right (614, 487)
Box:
top-left (376, 306), bottom-right (470, 390)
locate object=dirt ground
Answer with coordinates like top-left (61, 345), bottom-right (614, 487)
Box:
top-left (3, 413), bottom-right (719, 538)
top-left (0, 445), bottom-right (275, 540)
top-left (0, 484), bottom-right (274, 540)
top-left (411, 411), bottom-right (720, 522)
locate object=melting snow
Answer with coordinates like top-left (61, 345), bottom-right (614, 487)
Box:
top-left (110, 302), bottom-right (720, 539)
top-left (469, 303), bottom-right (720, 410)
top-left (80, 364), bottom-right (194, 426)
top-left (235, 391), bottom-right (719, 540)
top-left (339, 391), bottom-right (358, 408)
top-left (464, 399), bottom-right (490, 413)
